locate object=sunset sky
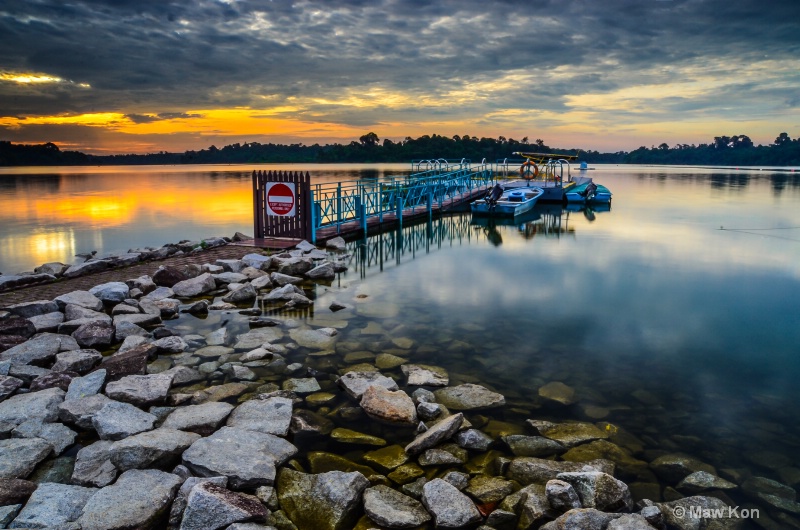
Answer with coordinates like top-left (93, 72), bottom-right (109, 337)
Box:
top-left (1, 0), bottom-right (799, 154)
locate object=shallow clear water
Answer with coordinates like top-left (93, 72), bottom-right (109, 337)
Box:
top-left (6, 163), bottom-right (800, 512)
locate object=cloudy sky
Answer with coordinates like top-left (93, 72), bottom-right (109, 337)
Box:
top-left (1, 0), bottom-right (799, 154)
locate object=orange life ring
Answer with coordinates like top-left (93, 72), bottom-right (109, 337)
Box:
top-left (519, 160), bottom-right (539, 180)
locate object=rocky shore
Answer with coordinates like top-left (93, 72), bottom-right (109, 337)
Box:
top-left (0, 237), bottom-right (797, 529)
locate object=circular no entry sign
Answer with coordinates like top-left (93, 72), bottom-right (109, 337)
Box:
top-left (266, 182), bottom-right (296, 216)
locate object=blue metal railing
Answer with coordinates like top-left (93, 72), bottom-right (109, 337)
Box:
top-left (310, 162), bottom-right (494, 242)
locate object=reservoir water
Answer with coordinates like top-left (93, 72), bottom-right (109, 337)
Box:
top-left (2, 163), bottom-right (800, 512)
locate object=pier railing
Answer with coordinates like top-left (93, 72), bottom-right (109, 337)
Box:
top-left (309, 162), bottom-right (493, 241)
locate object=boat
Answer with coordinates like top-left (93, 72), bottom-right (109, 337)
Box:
top-left (564, 181), bottom-right (612, 204)
top-left (471, 183), bottom-right (544, 217)
top-left (495, 153), bottom-right (590, 202)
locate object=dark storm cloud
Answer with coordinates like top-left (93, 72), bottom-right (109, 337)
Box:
top-left (1, 0), bottom-right (798, 130)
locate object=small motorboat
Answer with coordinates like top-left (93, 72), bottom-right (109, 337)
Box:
top-left (471, 183), bottom-right (544, 216)
top-left (564, 181), bottom-right (612, 204)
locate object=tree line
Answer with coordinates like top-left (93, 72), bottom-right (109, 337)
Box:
top-left (2, 132), bottom-right (799, 167)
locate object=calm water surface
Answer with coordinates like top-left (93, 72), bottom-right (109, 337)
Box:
top-left (4, 163), bottom-right (800, 509)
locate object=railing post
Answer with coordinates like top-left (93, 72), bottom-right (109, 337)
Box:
top-left (396, 196), bottom-right (403, 231)
top-left (336, 183), bottom-right (342, 234)
top-left (427, 192), bottom-right (432, 222)
top-left (309, 189), bottom-right (317, 244)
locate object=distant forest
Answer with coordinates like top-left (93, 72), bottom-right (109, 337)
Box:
top-left (2, 131), bottom-right (800, 167)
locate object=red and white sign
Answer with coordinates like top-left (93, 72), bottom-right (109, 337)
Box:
top-left (266, 182), bottom-right (296, 216)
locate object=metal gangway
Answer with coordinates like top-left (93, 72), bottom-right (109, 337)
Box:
top-left (310, 159), bottom-right (493, 242)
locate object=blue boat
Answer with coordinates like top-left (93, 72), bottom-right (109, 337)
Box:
top-left (471, 184), bottom-right (544, 217)
top-left (564, 181), bottom-right (612, 204)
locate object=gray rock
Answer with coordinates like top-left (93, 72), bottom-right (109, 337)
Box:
top-left (141, 285), bottom-right (175, 301)
top-left (326, 237), bottom-right (346, 251)
top-left (282, 377), bottom-right (321, 394)
top-left (58, 393), bottom-right (113, 428)
top-left (27, 311), bottom-right (65, 333)
top-left (363, 484), bottom-right (431, 528)
top-left (105, 373), bottom-right (173, 406)
top-left (419, 448), bottom-right (464, 467)
top-left (52, 349), bottom-right (103, 374)
top-left (5, 300), bottom-right (59, 319)
top-left (168, 476), bottom-right (228, 528)
top-left (172, 273), bottom-right (217, 297)
top-left (277, 469), bottom-right (369, 530)
top-left (288, 327), bottom-right (338, 349)
top-left (63, 374), bottom-right (105, 403)
top-left (214, 272), bottom-right (248, 286)
top-left (650, 453), bottom-right (716, 484)
top-left (656, 496), bottom-right (741, 530)
top-left (306, 261), bottom-right (335, 280)
top-left (504, 434), bottom-right (564, 457)
top-left (7, 364), bottom-right (50, 384)
top-left (162, 401), bottom-right (235, 435)
top-left (226, 397), bottom-right (293, 436)
top-left (556, 471), bottom-right (633, 512)
top-left (8, 482), bottom-right (96, 528)
top-left (0, 438), bottom-right (52, 479)
top-left (54, 290), bottom-right (104, 311)
top-left (182, 426), bottom-right (297, 488)
top-left (360, 386), bottom-right (417, 425)
top-left (151, 298), bottom-right (181, 318)
top-left (0, 387), bottom-right (64, 425)
top-left (71, 441), bottom-right (117, 487)
top-left (546, 479), bottom-right (582, 512)
top-left (233, 328), bottom-right (284, 350)
top-left (421, 478), bottom-right (481, 528)
top-left (0, 333), bottom-right (67, 366)
top-left (263, 283), bottom-right (304, 301)
top-left (223, 282), bottom-right (258, 304)
top-left (89, 281), bottom-right (130, 303)
top-left (454, 428), bottom-right (493, 451)
top-left (402, 364), bottom-right (449, 386)
top-left (677, 471), bottom-right (737, 493)
top-left (77, 469), bottom-right (183, 530)
top-left (179, 482), bottom-right (269, 530)
top-left (161, 365), bottom-right (205, 386)
top-left (338, 371), bottom-right (399, 400)
top-left (109, 427), bottom-right (200, 471)
top-left (541, 508), bottom-right (623, 530)
top-left (251, 275), bottom-right (273, 290)
top-left (241, 253), bottom-right (272, 270)
top-left (405, 413), bottom-right (464, 456)
top-left (63, 260), bottom-right (111, 279)
top-left (11, 419), bottom-right (76, 455)
top-left (114, 320), bottom-right (150, 342)
top-left (433, 383), bottom-right (505, 410)
top-left (0, 504), bottom-right (21, 527)
top-left (152, 335), bottom-right (188, 354)
top-left (507, 457), bottom-right (615, 486)
top-left (273, 257), bottom-right (313, 276)
top-left (112, 312), bottom-right (162, 328)
top-left (126, 275), bottom-right (156, 295)
top-left (64, 304), bottom-right (109, 322)
top-left (0, 375), bottom-right (23, 401)
top-left (607, 513), bottom-right (658, 529)
top-left (205, 327), bottom-right (229, 346)
top-left (73, 320), bottom-right (115, 349)
top-left (92, 400), bottom-right (158, 440)
top-left (0, 274), bottom-right (55, 291)
top-left (0, 478), bottom-right (37, 505)
top-left (270, 272), bottom-right (302, 286)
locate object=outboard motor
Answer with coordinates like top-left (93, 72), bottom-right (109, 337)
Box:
top-left (486, 183), bottom-right (504, 210)
top-left (585, 182), bottom-right (598, 202)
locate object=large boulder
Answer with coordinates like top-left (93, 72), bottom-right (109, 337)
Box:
top-left (178, 482), bottom-right (269, 530)
top-left (277, 469), bottom-right (369, 530)
top-left (182, 426), bottom-right (297, 488)
top-left (433, 383), bottom-right (505, 410)
top-left (421, 478), bottom-right (481, 528)
top-left (8, 482), bottom-right (97, 528)
top-left (105, 373), bottom-right (173, 406)
top-left (226, 397), bottom-right (293, 436)
top-left (360, 386), bottom-right (417, 425)
top-left (172, 273), bottom-right (217, 298)
top-left (363, 485), bottom-right (431, 528)
top-left (556, 471), bottom-right (633, 512)
top-left (0, 438), bottom-right (52, 479)
top-left (77, 469), bottom-right (182, 530)
top-left (161, 401), bottom-right (235, 435)
top-left (109, 428), bottom-right (201, 471)
top-left (89, 281), bottom-right (130, 303)
top-left (53, 291), bottom-right (103, 312)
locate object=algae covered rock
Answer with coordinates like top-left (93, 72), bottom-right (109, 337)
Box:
top-left (277, 468), bottom-right (369, 530)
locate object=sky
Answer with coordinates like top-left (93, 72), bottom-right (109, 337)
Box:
top-left (1, 0), bottom-right (799, 154)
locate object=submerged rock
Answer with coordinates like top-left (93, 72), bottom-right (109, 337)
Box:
top-left (421, 478), bottom-right (481, 528)
top-left (363, 485), bottom-right (431, 528)
top-left (433, 383), bottom-right (505, 410)
top-left (277, 469), bottom-right (369, 530)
